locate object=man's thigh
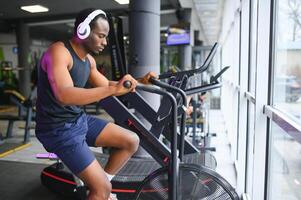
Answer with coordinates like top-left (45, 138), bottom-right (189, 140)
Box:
top-left (94, 122), bottom-right (138, 148)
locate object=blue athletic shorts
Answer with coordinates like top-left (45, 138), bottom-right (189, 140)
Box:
top-left (36, 113), bottom-right (109, 174)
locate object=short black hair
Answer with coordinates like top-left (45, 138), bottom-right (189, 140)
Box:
top-left (74, 8), bottom-right (108, 35)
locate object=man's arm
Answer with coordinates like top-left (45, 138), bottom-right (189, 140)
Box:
top-left (44, 43), bottom-right (128, 106)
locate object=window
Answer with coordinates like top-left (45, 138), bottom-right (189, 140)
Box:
top-left (267, 122), bottom-right (301, 200)
top-left (267, 0), bottom-right (301, 199)
top-left (272, 0), bottom-right (301, 123)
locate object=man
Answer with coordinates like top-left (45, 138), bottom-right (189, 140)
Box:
top-left (35, 8), bottom-right (156, 200)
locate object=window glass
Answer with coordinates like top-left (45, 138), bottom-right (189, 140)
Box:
top-left (267, 122), bottom-right (301, 200)
top-left (249, 0), bottom-right (258, 94)
top-left (273, 0), bottom-right (301, 123)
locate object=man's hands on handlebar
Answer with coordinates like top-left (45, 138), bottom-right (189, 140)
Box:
top-left (137, 72), bottom-right (158, 85)
top-left (114, 74), bottom-right (137, 96)
top-left (113, 72), bottom-right (158, 96)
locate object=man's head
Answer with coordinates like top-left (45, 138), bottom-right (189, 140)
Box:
top-left (74, 8), bottom-right (109, 54)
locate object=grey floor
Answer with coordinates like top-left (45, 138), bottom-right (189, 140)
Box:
top-left (209, 109), bottom-right (237, 188)
top-left (0, 108), bottom-right (237, 198)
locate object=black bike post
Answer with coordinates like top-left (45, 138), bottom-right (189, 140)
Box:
top-left (149, 78), bottom-right (187, 161)
top-left (135, 84), bottom-right (178, 200)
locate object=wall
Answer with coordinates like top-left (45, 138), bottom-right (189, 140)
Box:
top-left (0, 33), bottom-right (49, 68)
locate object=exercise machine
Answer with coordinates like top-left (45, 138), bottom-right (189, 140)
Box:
top-left (37, 152), bottom-right (87, 199)
top-left (0, 90), bottom-right (35, 143)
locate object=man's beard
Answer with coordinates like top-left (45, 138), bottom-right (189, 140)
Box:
top-left (90, 50), bottom-right (101, 56)
top-left (83, 43), bottom-right (100, 56)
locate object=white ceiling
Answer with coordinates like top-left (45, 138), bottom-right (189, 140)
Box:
top-left (0, 0), bottom-right (224, 44)
top-left (193, 0), bottom-right (224, 44)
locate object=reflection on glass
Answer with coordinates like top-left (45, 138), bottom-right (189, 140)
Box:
top-left (249, 0), bottom-right (258, 94)
top-left (273, 0), bottom-right (301, 123)
top-left (267, 123), bottom-right (301, 200)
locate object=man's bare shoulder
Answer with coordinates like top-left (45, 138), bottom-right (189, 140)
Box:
top-left (42, 42), bottom-right (72, 70)
top-left (48, 41), bottom-right (68, 53)
top-left (46, 42), bottom-right (72, 63)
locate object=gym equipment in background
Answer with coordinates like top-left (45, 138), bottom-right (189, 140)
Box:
top-left (0, 90), bottom-right (35, 143)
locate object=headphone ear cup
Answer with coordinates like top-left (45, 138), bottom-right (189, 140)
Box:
top-left (77, 22), bottom-right (91, 40)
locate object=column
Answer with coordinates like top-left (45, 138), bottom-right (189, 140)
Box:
top-left (16, 21), bottom-right (31, 97)
top-left (129, 0), bottom-right (161, 110)
top-left (178, 9), bottom-right (192, 71)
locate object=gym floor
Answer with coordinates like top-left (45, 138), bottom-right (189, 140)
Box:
top-left (0, 108), bottom-right (235, 200)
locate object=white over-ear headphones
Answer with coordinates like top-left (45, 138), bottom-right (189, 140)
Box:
top-left (77, 9), bottom-right (107, 40)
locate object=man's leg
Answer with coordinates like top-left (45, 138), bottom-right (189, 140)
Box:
top-left (94, 122), bottom-right (140, 174)
top-left (78, 159), bottom-right (111, 200)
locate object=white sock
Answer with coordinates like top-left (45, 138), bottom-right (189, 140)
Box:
top-left (105, 172), bottom-right (115, 182)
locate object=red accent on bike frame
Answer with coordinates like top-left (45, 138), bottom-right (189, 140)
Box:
top-left (127, 119), bottom-right (133, 126)
top-left (42, 171), bottom-right (76, 185)
top-left (112, 188), bottom-right (136, 193)
top-left (111, 187), bottom-right (168, 193)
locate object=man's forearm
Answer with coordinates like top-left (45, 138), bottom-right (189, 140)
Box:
top-left (109, 81), bottom-right (118, 86)
top-left (55, 86), bottom-right (116, 106)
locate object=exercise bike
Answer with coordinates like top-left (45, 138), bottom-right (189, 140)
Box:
top-left (37, 79), bottom-right (239, 200)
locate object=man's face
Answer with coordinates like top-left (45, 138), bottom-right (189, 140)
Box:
top-left (84, 17), bottom-right (109, 55)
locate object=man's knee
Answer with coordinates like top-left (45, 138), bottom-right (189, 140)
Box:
top-left (127, 133), bottom-right (140, 153)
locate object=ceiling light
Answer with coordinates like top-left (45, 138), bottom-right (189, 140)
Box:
top-left (114, 0), bottom-right (129, 5)
top-left (202, 11), bottom-right (214, 16)
top-left (20, 5), bottom-right (49, 13)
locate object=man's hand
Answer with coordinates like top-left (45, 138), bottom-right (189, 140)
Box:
top-left (138, 71), bottom-right (158, 85)
top-left (113, 74), bottom-right (138, 96)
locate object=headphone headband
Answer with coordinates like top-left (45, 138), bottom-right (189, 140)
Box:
top-left (84, 9), bottom-right (106, 23)
top-left (77, 9), bottom-right (107, 40)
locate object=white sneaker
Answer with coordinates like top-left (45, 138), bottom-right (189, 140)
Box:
top-left (108, 193), bottom-right (118, 200)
